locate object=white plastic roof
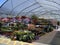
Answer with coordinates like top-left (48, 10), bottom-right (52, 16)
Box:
top-left (0, 0), bottom-right (60, 20)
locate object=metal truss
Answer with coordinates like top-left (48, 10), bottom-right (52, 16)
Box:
top-left (10, 0), bottom-right (29, 14)
top-left (24, 5), bottom-right (42, 15)
top-left (17, 2), bottom-right (38, 15)
top-left (0, 0), bottom-right (8, 8)
top-left (46, 0), bottom-right (60, 6)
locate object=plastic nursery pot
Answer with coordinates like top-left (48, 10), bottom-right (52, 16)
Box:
top-left (10, 36), bottom-right (15, 40)
top-left (27, 40), bottom-right (32, 43)
top-left (10, 34), bottom-right (17, 40)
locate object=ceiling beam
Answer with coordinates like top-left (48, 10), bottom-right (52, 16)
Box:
top-left (0, 0), bottom-right (8, 8)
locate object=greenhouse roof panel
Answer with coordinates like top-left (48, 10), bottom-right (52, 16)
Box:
top-left (0, 0), bottom-right (60, 20)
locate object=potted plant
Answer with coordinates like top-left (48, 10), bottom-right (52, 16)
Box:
top-left (31, 14), bottom-right (38, 24)
top-left (11, 30), bottom-right (35, 42)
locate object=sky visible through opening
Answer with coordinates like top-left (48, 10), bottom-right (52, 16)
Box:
top-left (0, 0), bottom-right (7, 7)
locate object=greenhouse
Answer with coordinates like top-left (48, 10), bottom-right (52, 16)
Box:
top-left (0, 0), bottom-right (60, 45)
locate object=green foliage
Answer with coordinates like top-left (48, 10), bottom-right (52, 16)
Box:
top-left (13, 30), bottom-right (35, 42)
top-left (31, 14), bottom-right (38, 20)
top-left (1, 27), bottom-right (12, 32)
top-left (1, 27), bottom-right (9, 30)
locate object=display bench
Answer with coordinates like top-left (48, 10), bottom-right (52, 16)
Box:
top-left (0, 16), bottom-right (55, 43)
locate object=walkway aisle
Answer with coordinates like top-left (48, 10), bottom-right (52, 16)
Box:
top-left (34, 27), bottom-right (60, 45)
top-left (34, 31), bottom-right (57, 44)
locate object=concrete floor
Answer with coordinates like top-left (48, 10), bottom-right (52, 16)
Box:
top-left (34, 27), bottom-right (60, 45)
top-left (34, 31), bottom-right (57, 44)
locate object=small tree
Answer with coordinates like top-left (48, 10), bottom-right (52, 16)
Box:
top-left (31, 14), bottom-right (38, 24)
top-left (31, 14), bottom-right (38, 20)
